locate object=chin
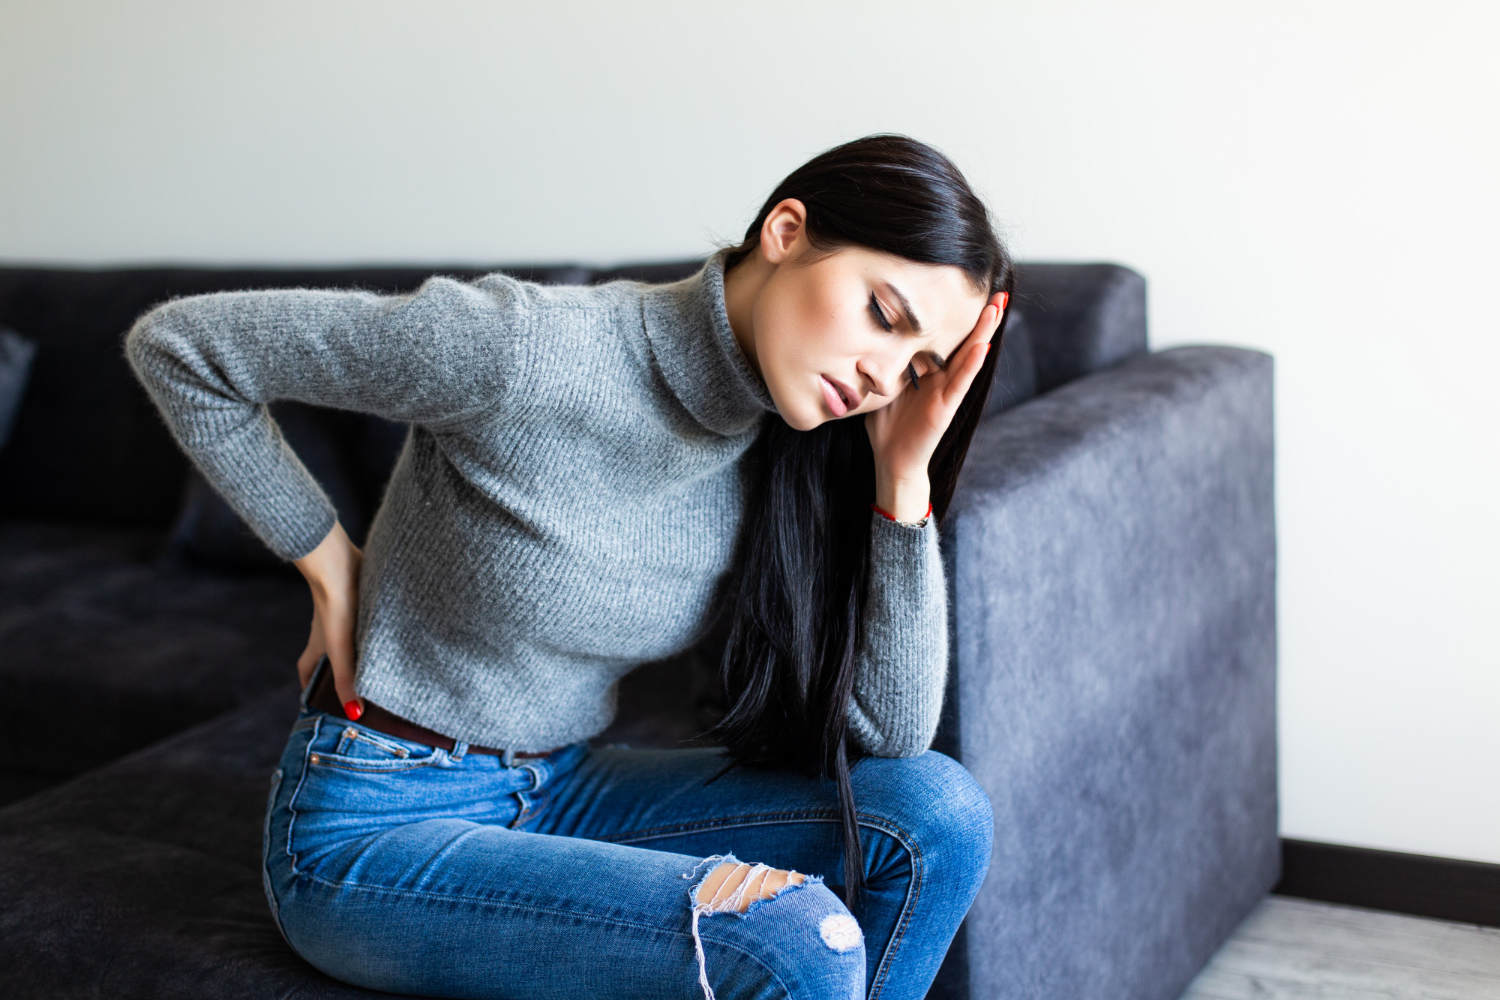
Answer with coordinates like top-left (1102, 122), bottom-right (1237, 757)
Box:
top-left (779, 402), bottom-right (828, 432)
top-left (763, 380), bottom-right (825, 431)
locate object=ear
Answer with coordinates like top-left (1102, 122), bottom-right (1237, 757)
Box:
top-left (758, 198), bottom-right (807, 265)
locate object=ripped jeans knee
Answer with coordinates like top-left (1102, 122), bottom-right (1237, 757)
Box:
top-left (681, 853), bottom-right (864, 1000)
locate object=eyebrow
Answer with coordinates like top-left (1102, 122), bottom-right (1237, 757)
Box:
top-left (883, 280), bottom-right (963, 371)
top-left (883, 282), bottom-right (922, 333)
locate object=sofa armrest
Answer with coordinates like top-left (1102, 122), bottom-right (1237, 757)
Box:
top-left (937, 346), bottom-right (1278, 1000)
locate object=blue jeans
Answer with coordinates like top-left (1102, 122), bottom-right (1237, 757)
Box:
top-left (262, 679), bottom-right (994, 1000)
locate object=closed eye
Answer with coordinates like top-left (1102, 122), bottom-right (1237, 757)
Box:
top-left (868, 292), bottom-right (893, 332)
top-left (906, 350), bottom-right (949, 389)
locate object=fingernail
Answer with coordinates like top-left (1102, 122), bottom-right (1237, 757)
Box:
top-left (980, 343), bottom-right (991, 356)
top-left (999, 292), bottom-right (1009, 310)
top-left (344, 700), bottom-right (363, 721)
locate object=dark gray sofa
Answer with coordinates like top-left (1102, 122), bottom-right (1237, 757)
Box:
top-left (0, 259), bottom-right (1277, 1000)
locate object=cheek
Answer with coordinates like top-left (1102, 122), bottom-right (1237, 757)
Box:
top-left (758, 296), bottom-right (843, 376)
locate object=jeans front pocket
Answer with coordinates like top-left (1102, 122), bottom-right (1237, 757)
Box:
top-left (310, 719), bottom-right (443, 774)
top-left (287, 714), bottom-right (529, 875)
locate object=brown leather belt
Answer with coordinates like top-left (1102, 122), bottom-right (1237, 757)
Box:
top-left (307, 664), bottom-right (557, 759)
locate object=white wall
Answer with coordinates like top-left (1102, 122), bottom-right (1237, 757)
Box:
top-left (2, 0), bottom-right (1495, 863)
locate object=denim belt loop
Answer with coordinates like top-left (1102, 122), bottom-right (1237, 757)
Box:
top-left (450, 740), bottom-right (469, 762)
top-left (502, 747), bottom-right (516, 768)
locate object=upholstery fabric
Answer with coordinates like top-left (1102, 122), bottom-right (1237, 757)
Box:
top-left (1014, 263), bottom-right (1147, 393)
top-left (0, 258), bottom-right (1113, 528)
top-left (168, 404), bottom-right (407, 573)
top-left (983, 308), bottom-right (1039, 418)
top-left (936, 345), bottom-right (1279, 1000)
top-left (0, 258), bottom-right (1276, 1000)
top-left (0, 519), bottom-right (308, 777)
top-left (0, 685), bottom-right (416, 999)
top-left (0, 263), bottom-right (688, 528)
top-left (0, 345), bottom-right (1277, 1000)
top-left (0, 327), bottom-right (36, 451)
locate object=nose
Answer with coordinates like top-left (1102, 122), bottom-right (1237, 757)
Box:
top-left (859, 356), bottom-right (905, 399)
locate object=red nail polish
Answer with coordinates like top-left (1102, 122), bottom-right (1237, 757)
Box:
top-left (344, 700), bottom-right (363, 721)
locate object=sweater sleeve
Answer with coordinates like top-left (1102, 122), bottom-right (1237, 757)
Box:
top-left (846, 512), bottom-right (949, 758)
top-left (124, 275), bottom-right (529, 561)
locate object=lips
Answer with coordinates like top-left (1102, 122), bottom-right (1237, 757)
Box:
top-left (819, 375), bottom-right (852, 417)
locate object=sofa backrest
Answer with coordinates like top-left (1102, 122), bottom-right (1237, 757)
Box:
top-left (1014, 263), bottom-right (1147, 394)
top-left (0, 258), bottom-right (1145, 530)
top-left (0, 263), bottom-right (639, 529)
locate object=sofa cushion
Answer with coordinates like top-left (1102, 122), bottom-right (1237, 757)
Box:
top-left (0, 660), bottom-right (717, 997)
top-left (982, 308), bottom-right (1039, 419)
top-left (591, 260), bottom-right (706, 285)
top-left (0, 518), bottom-right (309, 777)
top-left (0, 327), bottom-right (36, 451)
top-left (0, 511), bottom-right (716, 782)
top-left (0, 264), bottom-right (624, 529)
top-left (1014, 263), bottom-right (1148, 393)
top-left (0, 685), bottom-right (415, 999)
top-left (169, 404), bottom-right (407, 573)
top-left (1, 257), bottom-right (1138, 530)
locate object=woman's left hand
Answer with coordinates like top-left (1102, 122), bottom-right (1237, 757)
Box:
top-left (865, 291), bottom-right (1007, 521)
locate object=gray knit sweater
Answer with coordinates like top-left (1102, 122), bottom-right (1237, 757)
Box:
top-left (125, 252), bottom-right (947, 757)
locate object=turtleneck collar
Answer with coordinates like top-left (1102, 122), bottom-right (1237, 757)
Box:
top-left (640, 249), bottom-right (777, 437)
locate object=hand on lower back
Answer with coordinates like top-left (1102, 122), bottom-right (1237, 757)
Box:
top-left (293, 520), bottom-right (364, 719)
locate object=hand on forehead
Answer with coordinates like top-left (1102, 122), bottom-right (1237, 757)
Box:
top-left (854, 250), bottom-right (995, 367)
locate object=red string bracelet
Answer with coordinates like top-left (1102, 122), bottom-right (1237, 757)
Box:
top-left (870, 501), bottom-right (933, 525)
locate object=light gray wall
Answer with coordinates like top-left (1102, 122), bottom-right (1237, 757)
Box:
top-left (2, 0), bottom-right (1496, 864)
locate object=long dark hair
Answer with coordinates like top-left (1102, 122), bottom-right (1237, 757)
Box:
top-left (701, 135), bottom-right (1015, 917)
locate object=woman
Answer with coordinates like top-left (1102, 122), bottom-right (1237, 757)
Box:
top-left (127, 134), bottom-right (1014, 1000)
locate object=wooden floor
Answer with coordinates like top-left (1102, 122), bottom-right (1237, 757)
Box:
top-left (1178, 895), bottom-right (1500, 999)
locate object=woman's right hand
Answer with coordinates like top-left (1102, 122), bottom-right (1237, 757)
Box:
top-left (293, 520), bottom-right (366, 720)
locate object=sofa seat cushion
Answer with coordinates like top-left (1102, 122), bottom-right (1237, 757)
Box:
top-left (0, 672), bottom-right (717, 998)
top-left (0, 519), bottom-right (309, 777)
top-left (0, 685), bottom-right (415, 999)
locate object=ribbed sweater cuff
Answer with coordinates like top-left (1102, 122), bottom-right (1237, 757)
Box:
top-left (186, 411), bottom-right (340, 561)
